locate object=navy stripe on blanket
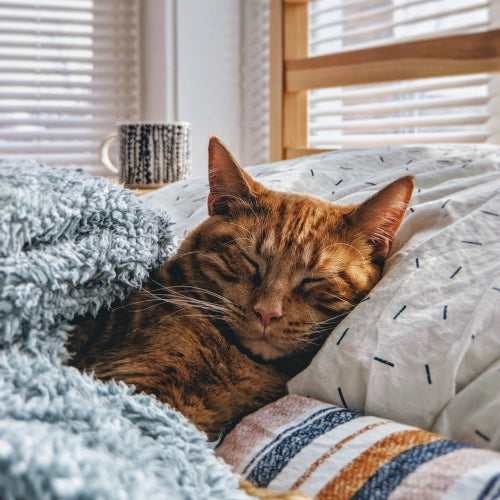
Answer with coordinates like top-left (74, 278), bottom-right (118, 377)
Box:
top-left (246, 408), bottom-right (363, 486)
top-left (241, 406), bottom-right (335, 475)
top-left (352, 440), bottom-right (470, 500)
top-left (479, 472), bottom-right (500, 500)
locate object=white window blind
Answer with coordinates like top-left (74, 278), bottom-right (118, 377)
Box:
top-left (308, 0), bottom-right (499, 148)
top-left (0, 0), bottom-right (140, 175)
top-left (241, 0), bottom-right (270, 166)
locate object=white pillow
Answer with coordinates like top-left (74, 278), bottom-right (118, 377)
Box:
top-left (287, 147), bottom-right (500, 450)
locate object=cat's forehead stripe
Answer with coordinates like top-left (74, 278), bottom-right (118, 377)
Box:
top-left (270, 198), bottom-right (331, 249)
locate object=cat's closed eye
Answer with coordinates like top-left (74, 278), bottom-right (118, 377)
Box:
top-left (240, 251), bottom-right (262, 284)
top-left (298, 276), bottom-right (327, 292)
top-left (301, 276), bottom-right (326, 286)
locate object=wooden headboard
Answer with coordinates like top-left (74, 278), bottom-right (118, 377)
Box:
top-left (269, 0), bottom-right (500, 161)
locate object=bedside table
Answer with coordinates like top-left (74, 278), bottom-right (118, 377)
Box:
top-left (108, 175), bottom-right (165, 196)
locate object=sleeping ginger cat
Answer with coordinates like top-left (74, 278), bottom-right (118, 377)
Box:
top-left (68, 137), bottom-right (414, 498)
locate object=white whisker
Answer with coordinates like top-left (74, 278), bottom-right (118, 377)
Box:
top-left (321, 291), bottom-right (354, 307)
top-left (320, 242), bottom-right (368, 269)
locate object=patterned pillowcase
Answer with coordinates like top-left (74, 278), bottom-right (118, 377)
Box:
top-left (146, 144), bottom-right (500, 447)
top-left (287, 150), bottom-right (500, 448)
top-left (216, 395), bottom-right (500, 499)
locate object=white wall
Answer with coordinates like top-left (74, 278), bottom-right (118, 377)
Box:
top-left (175, 0), bottom-right (242, 179)
top-left (139, 0), bottom-right (177, 122)
top-left (140, 1), bottom-right (268, 179)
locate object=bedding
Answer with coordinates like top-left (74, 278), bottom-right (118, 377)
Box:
top-left (2, 144), bottom-right (499, 499)
top-left (0, 162), bottom-right (249, 499)
top-left (145, 143), bottom-right (500, 452)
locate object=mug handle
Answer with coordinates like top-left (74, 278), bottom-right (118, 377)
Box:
top-left (100, 134), bottom-right (119, 174)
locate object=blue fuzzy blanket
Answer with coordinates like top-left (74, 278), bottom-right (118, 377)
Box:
top-left (0, 162), bottom-right (248, 499)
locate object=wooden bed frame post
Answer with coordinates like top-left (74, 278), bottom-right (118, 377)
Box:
top-left (270, 0), bottom-right (309, 162)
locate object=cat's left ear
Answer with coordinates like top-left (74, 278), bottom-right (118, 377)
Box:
top-left (207, 136), bottom-right (261, 215)
top-left (349, 175), bottom-right (415, 260)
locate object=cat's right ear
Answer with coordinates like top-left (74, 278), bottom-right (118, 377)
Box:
top-left (349, 175), bottom-right (415, 260)
top-left (207, 136), bottom-right (259, 215)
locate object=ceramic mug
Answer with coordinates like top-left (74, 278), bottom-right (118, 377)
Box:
top-left (100, 122), bottom-right (192, 187)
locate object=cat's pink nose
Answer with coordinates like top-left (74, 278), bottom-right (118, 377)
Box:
top-left (253, 303), bottom-right (282, 328)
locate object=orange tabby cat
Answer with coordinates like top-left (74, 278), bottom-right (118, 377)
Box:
top-left (69, 136), bottom-right (413, 442)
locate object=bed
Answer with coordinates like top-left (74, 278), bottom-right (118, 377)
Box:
top-left (210, 3), bottom-right (500, 497)
top-left (146, 143), bottom-right (500, 498)
top-left (2, 1), bottom-right (500, 499)
top-left (203, 3), bottom-right (500, 497)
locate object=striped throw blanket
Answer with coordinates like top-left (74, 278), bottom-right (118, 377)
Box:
top-left (217, 395), bottom-right (500, 499)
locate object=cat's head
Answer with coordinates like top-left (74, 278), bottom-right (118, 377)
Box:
top-left (177, 137), bottom-right (414, 363)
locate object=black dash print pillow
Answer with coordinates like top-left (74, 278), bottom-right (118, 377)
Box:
top-left (288, 159), bottom-right (500, 451)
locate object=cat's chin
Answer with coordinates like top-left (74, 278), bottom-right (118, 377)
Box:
top-left (239, 337), bottom-right (287, 361)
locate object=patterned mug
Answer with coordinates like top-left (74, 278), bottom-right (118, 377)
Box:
top-left (100, 122), bottom-right (192, 187)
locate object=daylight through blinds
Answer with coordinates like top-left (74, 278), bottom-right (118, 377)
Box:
top-left (308, 0), bottom-right (497, 148)
top-left (0, 0), bottom-right (140, 173)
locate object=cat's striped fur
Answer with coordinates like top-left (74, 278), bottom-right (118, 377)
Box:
top-left (68, 137), bottom-right (414, 443)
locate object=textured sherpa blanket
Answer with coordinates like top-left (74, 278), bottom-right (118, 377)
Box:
top-left (0, 162), bottom-right (248, 499)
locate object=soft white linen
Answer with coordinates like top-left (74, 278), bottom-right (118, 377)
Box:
top-left (143, 144), bottom-right (500, 450)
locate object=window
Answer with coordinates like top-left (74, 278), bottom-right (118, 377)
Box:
top-left (0, 0), bottom-right (140, 175)
top-left (308, 0), bottom-right (498, 148)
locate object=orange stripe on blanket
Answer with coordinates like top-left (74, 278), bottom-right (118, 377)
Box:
top-left (317, 429), bottom-right (442, 500)
top-left (291, 422), bottom-right (386, 491)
